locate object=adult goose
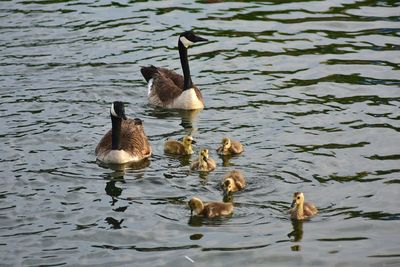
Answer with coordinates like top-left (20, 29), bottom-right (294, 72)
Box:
top-left (140, 31), bottom-right (208, 110)
top-left (95, 101), bottom-right (152, 164)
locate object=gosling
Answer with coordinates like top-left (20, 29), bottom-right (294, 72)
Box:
top-left (188, 197), bottom-right (233, 218)
top-left (222, 170), bottom-right (246, 196)
top-left (190, 148), bottom-right (216, 171)
top-left (217, 137), bottom-right (243, 155)
top-left (290, 192), bottom-right (318, 220)
top-left (164, 135), bottom-right (196, 155)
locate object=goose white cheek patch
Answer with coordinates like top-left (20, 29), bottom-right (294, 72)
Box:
top-left (180, 36), bottom-right (194, 48)
top-left (147, 78), bottom-right (153, 96)
top-left (110, 103), bottom-right (118, 117)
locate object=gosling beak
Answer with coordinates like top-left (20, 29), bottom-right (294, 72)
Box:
top-left (202, 156), bottom-right (208, 162)
top-left (223, 189), bottom-right (230, 198)
top-left (290, 200), bottom-right (296, 208)
top-left (191, 140), bottom-right (196, 144)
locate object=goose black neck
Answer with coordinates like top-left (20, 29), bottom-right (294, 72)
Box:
top-left (111, 116), bottom-right (122, 150)
top-left (178, 41), bottom-right (193, 90)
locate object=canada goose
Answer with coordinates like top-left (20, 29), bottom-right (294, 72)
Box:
top-left (190, 148), bottom-right (216, 171)
top-left (164, 135), bottom-right (196, 155)
top-left (222, 170), bottom-right (246, 196)
top-left (188, 197), bottom-right (233, 218)
top-left (95, 101), bottom-right (152, 164)
top-left (290, 192), bottom-right (318, 220)
top-left (140, 31), bottom-right (208, 110)
top-left (217, 137), bottom-right (243, 155)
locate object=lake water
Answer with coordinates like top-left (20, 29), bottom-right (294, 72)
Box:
top-left (1, 0), bottom-right (399, 266)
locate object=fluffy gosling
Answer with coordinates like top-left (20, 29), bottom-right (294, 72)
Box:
top-left (217, 137), bottom-right (243, 155)
top-left (164, 135), bottom-right (196, 155)
top-left (190, 148), bottom-right (216, 171)
top-left (290, 192), bottom-right (318, 220)
top-left (222, 170), bottom-right (246, 196)
top-left (188, 197), bottom-right (233, 218)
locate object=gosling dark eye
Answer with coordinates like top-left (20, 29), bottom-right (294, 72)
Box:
top-left (297, 196), bottom-right (300, 200)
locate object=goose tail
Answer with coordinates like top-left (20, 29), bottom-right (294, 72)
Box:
top-left (140, 65), bottom-right (159, 82)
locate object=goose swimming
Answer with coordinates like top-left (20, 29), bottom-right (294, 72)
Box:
top-left (140, 31), bottom-right (208, 110)
top-left (164, 135), bottom-right (196, 155)
top-left (188, 197), bottom-right (233, 218)
top-left (290, 192), bottom-right (318, 220)
top-left (95, 101), bottom-right (152, 164)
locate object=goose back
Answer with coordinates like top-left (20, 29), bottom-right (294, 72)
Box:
top-left (96, 119), bottom-right (152, 163)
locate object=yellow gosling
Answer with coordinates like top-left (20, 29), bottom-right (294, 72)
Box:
top-left (190, 148), bottom-right (216, 171)
top-left (290, 192), bottom-right (318, 220)
top-left (222, 170), bottom-right (246, 195)
top-left (217, 137), bottom-right (243, 155)
top-left (164, 135), bottom-right (196, 155)
top-left (188, 197), bottom-right (233, 218)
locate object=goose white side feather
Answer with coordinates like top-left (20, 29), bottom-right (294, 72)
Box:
top-left (166, 88), bottom-right (204, 109)
top-left (97, 150), bottom-right (141, 164)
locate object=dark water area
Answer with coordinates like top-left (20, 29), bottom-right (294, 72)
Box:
top-left (1, 0), bottom-right (399, 266)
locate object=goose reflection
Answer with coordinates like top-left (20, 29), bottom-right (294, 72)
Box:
top-left (105, 179), bottom-right (124, 206)
top-left (145, 107), bottom-right (201, 131)
top-left (105, 217), bottom-right (124, 229)
top-left (287, 219), bottom-right (304, 242)
top-left (97, 158), bottom-right (150, 171)
top-left (219, 154), bottom-right (233, 167)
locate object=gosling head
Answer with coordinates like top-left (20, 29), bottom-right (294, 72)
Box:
top-left (179, 31), bottom-right (208, 48)
top-left (183, 135), bottom-right (196, 146)
top-left (110, 101), bottom-right (127, 120)
top-left (223, 178), bottom-right (235, 196)
top-left (291, 192), bottom-right (304, 208)
top-left (188, 197), bottom-right (204, 215)
top-left (221, 137), bottom-right (231, 149)
top-left (200, 149), bottom-right (209, 162)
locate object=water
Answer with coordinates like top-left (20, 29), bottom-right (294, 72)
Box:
top-left (1, 0), bottom-right (399, 266)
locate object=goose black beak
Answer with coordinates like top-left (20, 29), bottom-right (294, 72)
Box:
top-left (203, 156), bottom-right (208, 162)
top-left (194, 35), bottom-right (208, 43)
top-left (290, 200), bottom-right (296, 208)
top-left (191, 140), bottom-right (196, 144)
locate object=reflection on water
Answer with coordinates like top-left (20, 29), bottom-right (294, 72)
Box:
top-left (105, 217), bottom-right (124, 230)
top-left (188, 214), bottom-right (233, 227)
top-left (288, 219), bottom-right (304, 243)
top-left (1, 0), bottom-right (399, 266)
top-left (146, 108), bottom-right (202, 132)
top-left (96, 158), bottom-right (151, 171)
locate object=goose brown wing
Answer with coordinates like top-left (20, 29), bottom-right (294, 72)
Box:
top-left (95, 130), bottom-right (112, 156)
top-left (120, 119), bottom-right (152, 158)
top-left (152, 68), bottom-right (184, 104)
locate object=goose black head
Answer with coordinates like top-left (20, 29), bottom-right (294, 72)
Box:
top-left (133, 118), bottom-right (143, 125)
top-left (110, 101), bottom-right (127, 120)
top-left (179, 31), bottom-right (208, 48)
